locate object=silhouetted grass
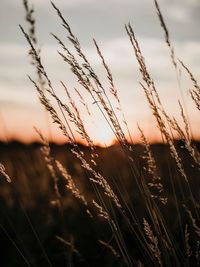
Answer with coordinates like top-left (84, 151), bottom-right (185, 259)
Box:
top-left (0, 0), bottom-right (200, 266)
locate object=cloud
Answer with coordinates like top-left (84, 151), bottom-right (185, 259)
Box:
top-left (1, 0), bottom-right (200, 142)
top-left (1, 35), bottom-right (200, 98)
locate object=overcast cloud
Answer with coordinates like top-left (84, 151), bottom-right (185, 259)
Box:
top-left (0, 0), bottom-right (200, 143)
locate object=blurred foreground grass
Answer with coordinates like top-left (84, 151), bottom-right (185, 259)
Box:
top-left (0, 141), bottom-right (200, 266)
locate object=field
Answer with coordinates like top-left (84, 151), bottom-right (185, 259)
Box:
top-left (1, 0), bottom-right (200, 266)
top-left (1, 141), bottom-right (200, 266)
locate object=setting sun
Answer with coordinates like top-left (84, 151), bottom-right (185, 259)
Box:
top-left (90, 124), bottom-right (115, 147)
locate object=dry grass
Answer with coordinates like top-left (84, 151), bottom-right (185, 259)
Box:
top-left (0, 0), bottom-right (200, 266)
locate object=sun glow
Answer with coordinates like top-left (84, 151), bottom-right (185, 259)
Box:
top-left (89, 124), bottom-right (115, 147)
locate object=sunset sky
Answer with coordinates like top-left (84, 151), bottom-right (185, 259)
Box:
top-left (1, 0), bottom-right (200, 145)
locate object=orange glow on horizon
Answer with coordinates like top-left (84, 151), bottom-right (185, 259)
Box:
top-left (1, 107), bottom-right (200, 147)
top-left (2, 128), bottom-right (200, 147)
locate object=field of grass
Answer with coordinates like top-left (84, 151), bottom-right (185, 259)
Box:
top-left (0, 0), bottom-right (200, 266)
top-left (0, 141), bottom-right (200, 266)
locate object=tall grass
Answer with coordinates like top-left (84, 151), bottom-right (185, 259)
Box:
top-left (1, 0), bottom-right (200, 266)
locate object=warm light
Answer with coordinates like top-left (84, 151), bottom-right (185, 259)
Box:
top-left (90, 123), bottom-right (115, 147)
